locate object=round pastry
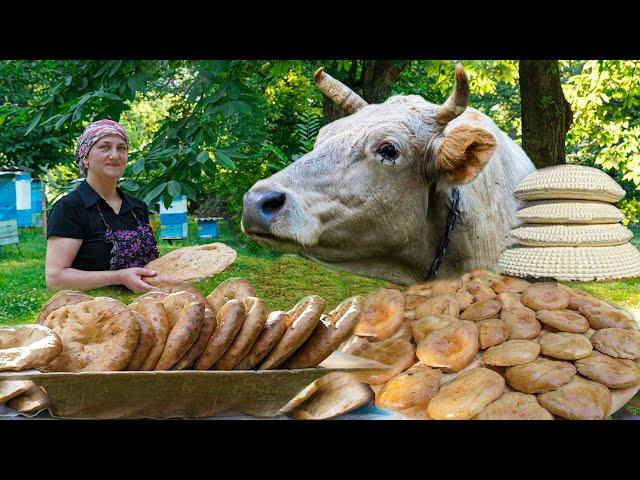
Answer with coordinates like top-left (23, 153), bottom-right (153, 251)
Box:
top-left (7, 384), bottom-right (50, 415)
top-left (172, 305), bottom-right (217, 370)
top-left (501, 307), bottom-right (541, 340)
top-left (536, 309), bottom-right (590, 333)
top-left (215, 297), bottom-right (267, 370)
top-left (491, 276), bottom-right (531, 294)
top-left (154, 301), bottom-right (205, 370)
top-left (504, 358), bottom-right (576, 393)
top-left (411, 314), bottom-right (457, 344)
top-left (206, 278), bottom-right (256, 316)
top-left (36, 290), bottom-right (93, 325)
top-left (416, 320), bottom-right (479, 372)
top-left (160, 291), bottom-right (205, 328)
top-left (286, 296), bottom-right (364, 369)
top-left (129, 299), bottom-right (170, 371)
top-left (578, 305), bottom-right (633, 330)
top-left (0, 324), bottom-right (62, 371)
top-left (537, 376), bottom-right (611, 420)
top-left (375, 363), bottom-right (441, 411)
top-left (474, 392), bottom-right (554, 420)
top-left (427, 367), bottom-right (505, 420)
top-left (497, 292), bottom-right (525, 312)
top-left (259, 295), bottom-right (325, 370)
top-left (194, 299), bottom-right (247, 370)
top-left (354, 288), bottom-right (405, 341)
top-left (234, 311), bottom-right (289, 370)
top-left (478, 319), bottom-right (510, 349)
top-left (414, 294), bottom-right (460, 318)
top-left (537, 332), bottom-right (593, 360)
top-left (481, 339), bottom-right (540, 367)
top-left (460, 299), bottom-right (501, 321)
top-left (575, 351), bottom-right (640, 388)
top-left (347, 338), bottom-right (416, 385)
top-left (126, 310), bottom-right (156, 371)
top-left (521, 282), bottom-right (570, 311)
top-left (42, 299), bottom-right (139, 372)
top-left (464, 281), bottom-right (497, 302)
top-left (591, 328), bottom-right (640, 359)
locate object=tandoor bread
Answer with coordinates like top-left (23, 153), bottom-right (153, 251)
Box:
top-left (0, 324), bottom-right (62, 371)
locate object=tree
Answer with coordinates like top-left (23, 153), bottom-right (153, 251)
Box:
top-left (519, 60), bottom-right (573, 168)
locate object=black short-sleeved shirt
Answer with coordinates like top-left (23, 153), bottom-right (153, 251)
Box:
top-left (47, 180), bottom-right (151, 271)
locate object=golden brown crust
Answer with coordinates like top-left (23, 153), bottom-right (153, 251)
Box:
top-left (215, 297), bottom-right (267, 370)
top-left (453, 290), bottom-right (474, 311)
top-left (536, 309), bottom-right (589, 333)
top-left (206, 278), bottom-right (256, 316)
top-left (36, 290), bottom-right (93, 325)
top-left (154, 301), bottom-right (204, 370)
top-left (375, 363), bottom-right (441, 411)
top-left (474, 392), bottom-right (553, 420)
top-left (354, 289), bottom-right (405, 341)
top-left (575, 351), bottom-right (640, 388)
top-left (411, 314), bottom-right (457, 344)
top-left (348, 338), bottom-right (416, 385)
top-left (538, 376), bottom-right (611, 420)
top-left (500, 307), bottom-right (541, 339)
top-left (126, 311), bottom-right (155, 371)
top-left (460, 299), bottom-right (501, 321)
top-left (285, 296), bottom-right (364, 369)
top-left (0, 380), bottom-right (36, 403)
top-left (427, 367), bottom-right (505, 420)
top-left (481, 339), bottom-right (540, 367)
top-left (129, 299), bottom-right (170, 371)
top-left (0, 324), bottom-right (62, 371)
top-left (591, 328), bottom-right (640, 359)
top-left (235, 311), bottom-right (290, 370)
top-left (521, 282), bottom-right (570, 311)
top-left (497, 292), bottom-right (525, 312)
top-left (259, 295), bottom-right (325, 370)
top-left (491, 276), bottom-right (531, 294)
top-left (464, 280), bottom-right (497, 302)
top-left (579, 305), bottom-right (633, 330)
top-left (7, 384), bottom-right (50, 415)
top-left (478, 319), bottom-right (510, 349)
top-left (172, 306), bottom-right (217, 370)
top-left (416, 320), bottom-right (479, 372)
top-left (415, 294), bottom-right (460, 318)
top-left (194, 299), bottom-right (246, 370)
top-left (505, 358), bottom-right (576, 393)
top-left (161, 291), bottom-right (203, 328)
top-left (42, 299), bottom-right (139, 372)
top-left (537, 332), bottom-right (593, 360)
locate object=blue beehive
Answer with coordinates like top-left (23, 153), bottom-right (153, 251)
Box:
top-left (15, 171), bottom-right (32, 228)
top-left (0, 172), bottom-right (19, 245)
top-left (196, 217), bottom-right (222, 239)
top-left (30, 179), bottom-right (44, 227)
top-left (159, 195), bottom-right (188, 240)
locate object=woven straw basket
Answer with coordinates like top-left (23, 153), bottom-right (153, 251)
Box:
top-left (498, 243), bottom-right (640, 281)
top-left (511, 223), bottom-right (633, 247)
top-left (517, 200), bottom-right (625, 224)
top-left (514, 165), bottom-right (626, 203)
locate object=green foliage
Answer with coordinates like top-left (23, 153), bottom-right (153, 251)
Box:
top-left (292, 111), bottom-right (322, 159)
top-left (619, 197), bottom-right (640, 226)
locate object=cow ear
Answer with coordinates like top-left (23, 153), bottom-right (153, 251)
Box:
top-left (435, 123), bottom-right (498, 185)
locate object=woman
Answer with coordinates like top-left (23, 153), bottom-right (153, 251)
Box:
top-left (45, 119), bottom-right (159, 292)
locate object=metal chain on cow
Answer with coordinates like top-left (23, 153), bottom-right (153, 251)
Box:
top-left (426, 187), bottom-right (460, 280)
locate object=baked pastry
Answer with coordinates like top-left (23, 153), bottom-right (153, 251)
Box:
top-left (481, 340), bottom-right (540, 367)
top-left (521, 282), bottom-right (570, 311)
top-left (234, 311), bottom-right (289, 370)
top-left (591, 328), bottom-right (640, 359)
top-left (536, 309), bottom-right (589, 333)
top-left (504, 358), bottom-right (576, 393)
top-left (491, 276), bottom-right (531, 294)
top-left (478, 319), bottom-right (510, 349)
top-left (194, 299), bottom-right (246, 370)
top-left (36, 290), bottom-right (93, 325)
top-left (128, 299), bottom-right (170, 370)
top-left (474, 392), bottom-right (554, 420)
top-left (537, 332), bottom-right (593, 360)
top-left (126, 311), bottom-right (155, 371)
top-left (206, 278), bottom-right (256, 315)
top-left (416, 320), bottom-right (479, 372)
top-left (346, 338), bottom-right (415, 385)
top-left (414, 294), bottom-right (460, 318)
top-left (460, 299), bottom-right (501, 321)
top-left (537, 376), bottom-right (611, 420)
top-left (375, 363), bottom-right (441, 411)
top-left (155, 301), bottom-right (205, 370)
top-left (575, 351), bottom-right (640, 388)
top-left (354, 289), bottom-right (404, 341)
top-left (7, 385), bottom-right (50, 415)
top-left (501, 307), bottom-right (541, 340)
top-left (0, 324), bottom-right (62, 371)
top-left (579, 305), bottom-right (633, 330)
top-left (411, 314), bottom-right (457, 344)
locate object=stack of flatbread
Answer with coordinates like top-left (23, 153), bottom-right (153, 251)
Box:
top-left (499, 164), bottom-right (640, 281)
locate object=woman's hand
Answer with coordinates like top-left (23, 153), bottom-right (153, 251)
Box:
top-left (117, 268), bottom-right (157, 293)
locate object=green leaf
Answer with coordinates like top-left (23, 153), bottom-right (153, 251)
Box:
top-left (78, 77), bottom-right (88, 90)
top-left (180, 182), bottom-right (197, 201)
top-left (54, 112), bottom-right (70, 129)
top-left (223, 102), bottom-right (235, 117)
top-left (120, 180), bottom-right (140, 191)
top-left (196, 151), bottom-right (210, 164)
top-left (215, 150), bottom-right (236, 169)
top-left (25, 110), bottom-right (43, 135)
top-left (131, 157), bottom-right (146, 174)
top-left (143, 182), bottom-right (167, 205)
top-left (234, 101), bottom-right (251, 114)
top-left (71, 108), bottom-right (82, 123)
top-left (97, 92), bottom-right (122, 101)
top-left (167, 180), bottom-right (181, 198)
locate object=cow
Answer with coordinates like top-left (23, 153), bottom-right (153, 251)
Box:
top-left (241, 65), bottom-right (536, 286)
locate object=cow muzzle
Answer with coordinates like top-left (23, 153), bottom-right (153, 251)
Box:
top-left (242, 189), bottom-right (287, 237)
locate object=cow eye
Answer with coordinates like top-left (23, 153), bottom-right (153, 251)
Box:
top-left (376, 142), bottom-right (398, 160)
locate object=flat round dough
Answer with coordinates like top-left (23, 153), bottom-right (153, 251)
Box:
top-left (354, 288), bottom-right (405, 341)
top-left (482, 340), bottom-right (540, 367)
top-left (538, 376), bottom-right (611, 420)
top-left (505, 358), bottom-right (576, 393)
top-left (536, 309), bottom-right (589, 333)
top-left (143, 243), bottom-right (237, 286)
top-left (575, 351), bottom-right (640, 388)
top-left (537, 332), bottom-right (593, 360)
top-left (427, 367), bottom-right (505, 420)
top-left (416, 320), bottom-right (479, 372)
top-left (36, 290), bottom-right (93, 325)
top-left (474, 392), bottom-right (553, 420)
top-left (591, 328), bottom-right (640, 359)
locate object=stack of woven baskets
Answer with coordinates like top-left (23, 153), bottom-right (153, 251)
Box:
top-left (499, 164), bottom-right (640, 281)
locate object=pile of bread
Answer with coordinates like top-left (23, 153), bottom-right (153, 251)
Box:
top-left (286, 271), bottom-right (640, 420)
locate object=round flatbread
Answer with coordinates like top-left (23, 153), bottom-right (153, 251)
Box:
top-left (411, 314), bottom-right (457, 344)
top-left (0, 324), bottom-right (62, 371)
top-left (481, 340), bottom-right (540, 367)
top-left (537, 332), bottom-right (593, 360)
top-left (126, 311), bottom-right (155, 371)
top-left (36, 290), bottom-right (93, 325)
top-left (354, 288), bottom-right (405, 341)
top-left (537, 376), bottom-right (611, 420)
top-left (414, 294), bottom-right (460, 319)
top-left (259, 295), bottom-right (325, 370)
top-left (474, 392), bottom-right (554, 420)
top-left (578, 305), bottom-right (633, 330)
top-left (375, 363), bottom-right (441, 411)
top-left (346, 338), bottom-right (416, 385)
top-left (172, 307), bottom-right (217, 371)
top-left (41, 299), bottom-right (140, 372)
top-left (143, 243), bottom-right (237, 286)
top-left (234, 311), bottom-right (289, 370)
top-left (129, 299), bottom-right (170, 371)
top-left (427, 367), bottom-right (505, 420)
top-left (521, 282), bottom-right (570, 311)
top-left (464, 281), bottom-right (497, 302)
top-left (194, 299), bottom-right (246, 370)
top-left (500, 307), bottom-right (541, 340)
top-left (154, 301), bottom-right (204, 370)
top-left (491, 276), bottom-right (531, 294)
top-left (7, 384), bottom-right (50, 415)
top-left (416, 320), bottom-right (479, 372)
top-left (478, 319), bottom-right (510, 349)
top-left (575, 351), bottom-right (640, 388)
top-left (206, 278), bottom-right (256, 316)
top-left (536, 309), bottom-right (589, 333)
top-left (0, 380), bottom-right (36, 404)
top-left (505, 358), bottom-right (576, 393)
top-left (591, 328), bottom-right (640, 359)
top-left (285, 296), bottom-right (364, 369)
top-left (460, 299), bottom-right (501, 321)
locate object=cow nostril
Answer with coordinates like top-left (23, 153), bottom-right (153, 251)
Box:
top-left (260, 191), bottom-right (286, 216)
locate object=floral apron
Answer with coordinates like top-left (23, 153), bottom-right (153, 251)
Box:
top-left (96, 200), bottom-right (159, 270)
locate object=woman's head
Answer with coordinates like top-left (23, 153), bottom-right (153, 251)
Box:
top-left (75, 119), bottom-right (129, 178)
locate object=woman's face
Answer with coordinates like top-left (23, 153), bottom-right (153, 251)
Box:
top-left (85, 134), bottom-right (128, 180)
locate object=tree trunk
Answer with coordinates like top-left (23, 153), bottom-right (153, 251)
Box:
top-left (519, 60), bottom-right (573, 168)
top-left (322, 60), bottom-right (408, 124)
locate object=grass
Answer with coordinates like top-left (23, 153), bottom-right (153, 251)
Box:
top-left (1, 222), bottom-right (639, 326)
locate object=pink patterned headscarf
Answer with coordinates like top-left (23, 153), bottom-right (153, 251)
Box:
top-left (75, 119), bottom-right (129, 175)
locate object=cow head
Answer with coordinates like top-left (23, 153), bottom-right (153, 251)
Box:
top-left (242, 65), bottom-right (499, 283)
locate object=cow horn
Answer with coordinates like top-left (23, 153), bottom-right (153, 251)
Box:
top-left (435, 63), bottom-right (469, 125)
top-left (314, 67), bottom-right (368, 114)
